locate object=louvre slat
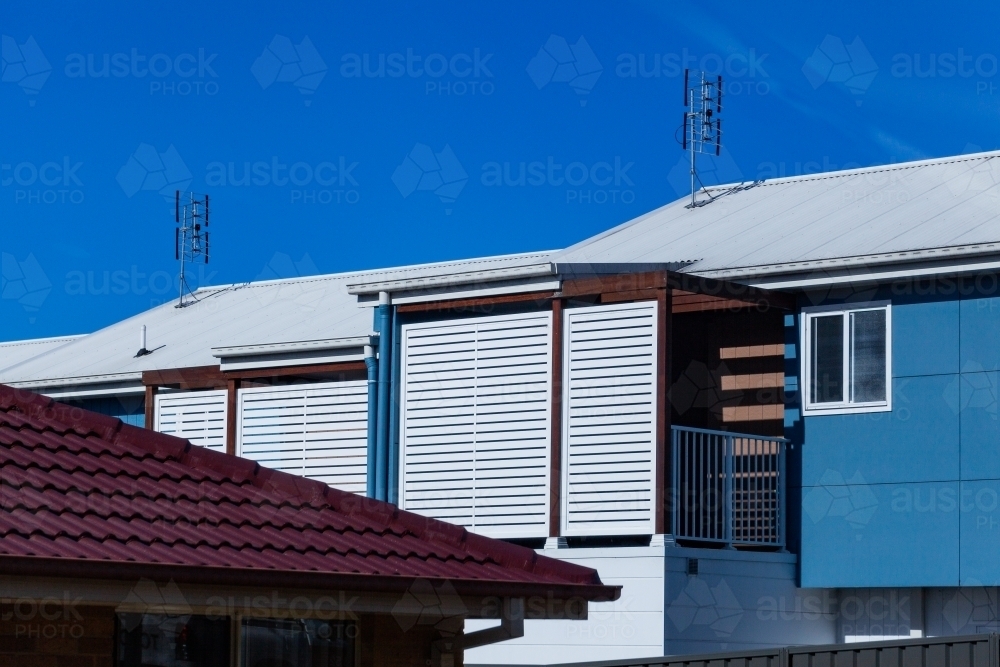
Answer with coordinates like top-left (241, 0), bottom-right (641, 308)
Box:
top-left (154, 390), bottom-right (228, 452)
top-left (237, 381), bottom-right (368, 495)
top-left (562, 301), bottom-right (658, 537)
top-left (400, 312), bottom-right (552, 538)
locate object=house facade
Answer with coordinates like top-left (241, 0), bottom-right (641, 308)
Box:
top-left (0, 385), bottom-right (616, 667)
top-left (3, 151), bottom-right (1000, 661)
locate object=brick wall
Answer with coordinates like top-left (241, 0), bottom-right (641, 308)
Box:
top-left (0, 603), bottom-right (113, 667)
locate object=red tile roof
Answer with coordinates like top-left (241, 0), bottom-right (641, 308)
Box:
top-left (0, 385), bottom-right (617, 600)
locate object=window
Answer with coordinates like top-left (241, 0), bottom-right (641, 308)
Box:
top-left (241, 618), bottom-right (357, 667)
top-left (803, 304), bottom-right (890, 414)
top-left (116, 613), bottom-right (230, 667)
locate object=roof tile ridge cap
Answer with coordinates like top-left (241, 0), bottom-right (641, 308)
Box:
top-left (0, 384), bottom-right (120, 441)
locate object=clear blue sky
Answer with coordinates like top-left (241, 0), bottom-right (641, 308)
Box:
top-left (3, 1), bottom-right (999, 341)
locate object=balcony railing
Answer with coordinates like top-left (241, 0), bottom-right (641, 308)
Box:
top-left (671, 425), bottom-right (786, 549)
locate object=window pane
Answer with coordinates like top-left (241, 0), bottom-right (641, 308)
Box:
top-left (242, 618), bottom-right (356, 667)
top-left (810, 314), bottom-right (844, 404)
top-left (117, 614), bottom-right (230, 667)
top-left (851, 309), bottom-right (887, 403)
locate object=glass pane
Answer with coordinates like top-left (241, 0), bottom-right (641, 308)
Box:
top-left (851, 309), bottom-right (887, 403)
top-left (242, 618), bottom-right (357, 667)
top-left (810, 314), bottom-right (844, 404)
top-left (117, 613), bottom-right (230, 667)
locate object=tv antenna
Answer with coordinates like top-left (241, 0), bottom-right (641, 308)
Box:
top-left (682, 69), bottom-right (723, 208)
top-left (174, 190), bottom-right (210, 308)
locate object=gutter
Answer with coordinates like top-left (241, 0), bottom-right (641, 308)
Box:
top-left (346, 262), bottom-right (557, 295)
top-left (0, 553), bottom-right (619, 603)
top-left (211, 337), bottom-right (374, 357)
top-left (7, 372), bottom-right (145, 390)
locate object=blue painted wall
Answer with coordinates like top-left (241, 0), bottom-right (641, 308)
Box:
top-left (65, 395), bottom-right (145, 427)
top-left (798, 279), bottom-right (1000, 588)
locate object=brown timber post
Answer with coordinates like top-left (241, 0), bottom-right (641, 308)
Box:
top-left (655, 285), bottom-right (672, 535)
top-left (549, 298), bottom-right (564, 539)
top-left (226, 378), bottom-right (240, 456)
top-left (144, 385), bottom-right (157, 429)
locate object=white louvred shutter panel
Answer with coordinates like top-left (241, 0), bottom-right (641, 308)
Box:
top-left (562, 301), bottom-right (658, 536)
top-left (237, 381), bottom-right (368, 495)
top-left (400, 312), bottom-right (552, 538)
top-left (154, 390), bottom-right (228, 452)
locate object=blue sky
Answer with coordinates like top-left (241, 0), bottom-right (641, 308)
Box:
top-left (3, 0), bottom-right (1000, 341)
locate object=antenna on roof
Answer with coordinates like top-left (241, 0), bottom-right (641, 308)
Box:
top-left (682, 70), bottom-right (724, 208)
top-left (174, 190), bottom-right (210, 308)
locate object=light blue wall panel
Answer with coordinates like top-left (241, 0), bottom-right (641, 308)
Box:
top-left (892, 299), bottom-right (959, 377)
top-left (958, 370), bottom-right (1000, 479)
top-left (961, 296), bottom-right (1000, 371)
top-left (803, 375), bottom-right (959, 487)
top-left (801, 481), bottom-right (960, 587)
top-left (958, 479), bottom-right (1000, 585)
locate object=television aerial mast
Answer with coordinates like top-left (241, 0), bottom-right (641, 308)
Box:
top-left (682, 69), bottom-right (723, 208)
top-left (174, 190), bottom-right (210, 308)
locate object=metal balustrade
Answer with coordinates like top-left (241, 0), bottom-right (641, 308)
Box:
top-left (671, 425), bottom-right (786, 548)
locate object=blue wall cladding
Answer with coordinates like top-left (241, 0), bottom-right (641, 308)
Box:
top-left (801, 278), bottom-right (1000, 588)
top-left (65, 395), bottom-right (145, 427)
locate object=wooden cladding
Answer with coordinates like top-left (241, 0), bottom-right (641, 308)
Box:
top-left (142, 360), bottom-right (367, 390)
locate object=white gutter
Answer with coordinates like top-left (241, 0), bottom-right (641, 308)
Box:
top-left (8, 372), bottom-right (144, 389)
top-left (346, 262), bottom-right (557, 295)
top-left (211, 336), bottom-right (376, 358)
top-left (694, 242), bottom-right (1000, 281)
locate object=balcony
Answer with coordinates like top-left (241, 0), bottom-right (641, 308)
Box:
top-left (671, 425), bottom-right (787, 550)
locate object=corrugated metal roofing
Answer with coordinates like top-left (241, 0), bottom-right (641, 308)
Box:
top-left (0, 336), bottom-right (84, 373)
top-left (552, 151), bottom-right (1000, 276)
top-left (0, 384), bottom-right (616, 598)
top-left (0, 252), bottom-right (552, 385)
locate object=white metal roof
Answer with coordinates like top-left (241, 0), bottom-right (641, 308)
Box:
top-left (0, 336), bottom-right (84, 374)
top-left (552, 151), bottom-right (1000, 280)
top-left (0, 252), bottom-right (552, 386)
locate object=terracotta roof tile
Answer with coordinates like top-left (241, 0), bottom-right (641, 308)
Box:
top-left (0, 385), bottom-right (617, 600)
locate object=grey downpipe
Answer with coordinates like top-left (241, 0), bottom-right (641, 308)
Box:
top-left (388, 307), bottom-right (402, 505)
top-left (364, 344), bottom-right (378, 498)
top-left (374, 292), bottom-right (392, 501)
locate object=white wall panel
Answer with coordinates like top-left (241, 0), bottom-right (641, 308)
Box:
top-left (400, 312), bottom-right (552, 538)
top-left (237, 381), bottom-right (368, 495)
top-left (154, 390), bottom-right (228, 452)
top-left (562, 301), bottom-right (658, 536)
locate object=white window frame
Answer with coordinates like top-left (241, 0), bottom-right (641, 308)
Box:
top-left (801, 302), bottom-right (892, 416)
